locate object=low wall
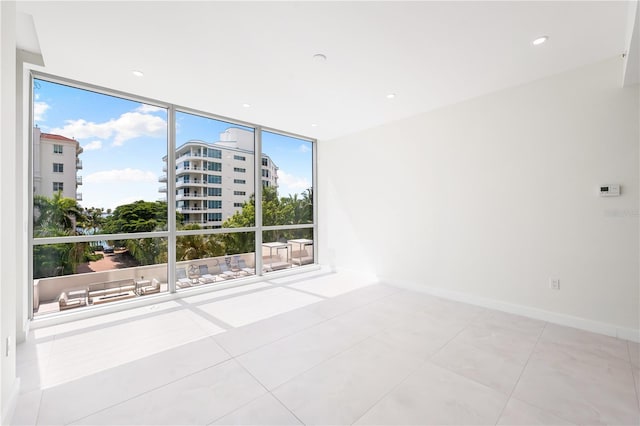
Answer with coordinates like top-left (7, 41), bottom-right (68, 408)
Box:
top-left (35, 252), bottom-right (256, 304)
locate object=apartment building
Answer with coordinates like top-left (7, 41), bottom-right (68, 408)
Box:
top-left (32, 126), bottom-right (83, 201)
top-left (160, 127), bottom-right (278, 227)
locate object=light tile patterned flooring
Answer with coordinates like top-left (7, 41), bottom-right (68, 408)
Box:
top-left (11, 270), bottom-right (640, 425)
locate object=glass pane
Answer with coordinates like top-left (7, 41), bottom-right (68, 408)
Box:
top-left (174, 111), bottom-right (255, 229)
top-left (33, 238), bottom-right (168, 316)
top-left (261, 131), bottom-right (313, 226)
top-left (175, 232), bottom-right (255, 289)
top-left (32, 79), bottom-right (168, 237)
top-left (262, 228), bottom-right (314, 273)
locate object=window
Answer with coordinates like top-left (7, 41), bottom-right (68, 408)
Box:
top-left (205, 148), bottom-right (222, 159)
top-left (206, 213), bottom-right (222, 221)
top-left (207, 187), bottom-right (222, 197)
top-left (32, 77), bottom-right (169, 318)
top-left (261, 169), bottom-right (270, 178)
top-left (31, 75), bottom-right (315, 319)
top-left (207, 175), bottom-right (222, 184)
top-left (205, 161), bottom-right (222, 171)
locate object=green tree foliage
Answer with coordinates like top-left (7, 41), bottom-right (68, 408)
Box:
top-left (33, 191), bottom-right (83, 237)
top-left (223, 186), bottom-right (313, 253)
top-left (100, 201), bottom-right (171, 266)
top-left (102, 200), bottom-right (168, 234)
top-left (33, 192), bottom-right (86, 278)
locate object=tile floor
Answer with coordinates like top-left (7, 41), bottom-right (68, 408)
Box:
top-left (10, 269), bottom-right (640, 425)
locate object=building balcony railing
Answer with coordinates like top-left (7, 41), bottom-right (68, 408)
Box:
top-left (76, 176), bottom-right (83, 185)
top-left (177, 206), bottom-right (204, 212)
top-left (158, 186), bottom-right (167, 193)
top-left (158, 174), bottom-right (167, 183)
top-left (176, 193), bottom-right (205, 200)
top-left (76, 160), bottom-right (83, 170)
top-left (76, 193), bottom-right (83, 201)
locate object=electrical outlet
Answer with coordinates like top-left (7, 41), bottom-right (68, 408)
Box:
top-left (549, 278), bottom-right (560, 290)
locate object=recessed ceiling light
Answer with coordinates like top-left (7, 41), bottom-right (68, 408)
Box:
top-left (242, 103), bottom-right (251, 108)
top-left (532, 36), bottom-right (548, 46)
top-left (132, 70), bottom-right (144, 77)
top-left (386, 93), bottom-right (396, 99)
top-left (311, 123), bottom-right (318, 127)
top-left (313, 53), bottom-right (327, 62)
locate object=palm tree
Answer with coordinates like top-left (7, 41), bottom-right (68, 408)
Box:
top-left (34, 191), bottom-right (84, 237)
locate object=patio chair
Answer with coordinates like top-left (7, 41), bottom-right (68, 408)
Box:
top-left (176, 267), bottom-right (192, 288)
top-left (237, 259), bottom-right (255, 276)
top-left (198, 265), bottom-right (216, 284)
top-left (218, 262), bottom-right (237, 279)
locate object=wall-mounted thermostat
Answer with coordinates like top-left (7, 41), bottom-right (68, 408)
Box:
top-left (599, 184), bottom-right (620, 197)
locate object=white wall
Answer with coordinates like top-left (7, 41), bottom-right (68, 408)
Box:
top-left (319, 57), bottom-right (640, 338)
top-left (0, 1), bottom-right (20, 423)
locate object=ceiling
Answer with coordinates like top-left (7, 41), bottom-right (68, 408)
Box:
top-left (16, 1), bottom-right (637, 141)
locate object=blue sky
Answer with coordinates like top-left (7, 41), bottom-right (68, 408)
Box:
top-left (34, 79), bottom-right (313, 211)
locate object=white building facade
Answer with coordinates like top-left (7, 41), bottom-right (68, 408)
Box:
top-left (33, 127), bottom-right (83, 201)
top-left (160, 128), bottom-right (278, 228)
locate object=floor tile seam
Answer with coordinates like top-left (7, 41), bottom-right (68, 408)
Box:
top-left (204, 391), bottom-right (270, 426)
top-left (222, 307), bottom-right (341, 358)
top-left (32, 389), bottom-right (46, 426)
top-left (628, 342), bottom-right (640, 410)
top-left (228, 287), bottom-right (399, 358)
top-left (492, 320), bottom-right (551, 425)
top-left (57, 357), bottom-right (239, 425)
top-left (262, 333), bottom-right (374, 392)
top-left (348, 357), bottom-right (431, 426)
top-left (501, 396), bottom-right (579, 426)
top-left (426, 312), bottom-right (478, 361)
top-left (267, 391), bottom-right (307, 426)
top-left (225, 352), bottom-right (306, 425)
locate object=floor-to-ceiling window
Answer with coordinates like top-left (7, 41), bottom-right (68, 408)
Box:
top-left (30, 75), bottom-right (316, 318)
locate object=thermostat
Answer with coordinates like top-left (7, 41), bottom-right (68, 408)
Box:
top-left (599, 184), bottom-right (620, 197)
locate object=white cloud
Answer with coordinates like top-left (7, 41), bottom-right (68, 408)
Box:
top-left (85, 168), bottom-right (157, 184)
top-left (34, 100), bottom-right (50, 122)
top-left (50, 111), bottom-right (166, 146)
top-left (298, 144), bottom-right (311, 153)
top-left (136, 104), bottom-right (164, 113)
top-left (82, 140), bottom-right (103, 151)
top-left (278, 169), bottom-right (311, 194)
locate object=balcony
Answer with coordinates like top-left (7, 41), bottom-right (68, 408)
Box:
top-left (158, 174), bottom-right (167, 183)
top-left (76, 159), bottom-right (83, 170)
top-left (76, 176), bottom-right (83, 185)
top-left (176, 193), bottom-right (204, 200)
top-left (76, 193), bottom-right (83, 201)
top-left (177, 206), bottom-right (204, 212)
top-left (158, 186), bottom-right (167, 193)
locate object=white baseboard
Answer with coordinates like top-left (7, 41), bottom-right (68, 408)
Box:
top-left (387, 278), bottom-right (640, 343)
top-left (1, 377), bottom-right (21, 426)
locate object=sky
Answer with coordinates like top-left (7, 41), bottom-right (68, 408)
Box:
top-left (34, 79), bottom-right (313, 211)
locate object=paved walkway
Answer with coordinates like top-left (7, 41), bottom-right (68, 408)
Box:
top-left (76, 249), bottom-right (139, 273)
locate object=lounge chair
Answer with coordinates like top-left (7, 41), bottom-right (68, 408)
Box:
top-left (237, 259), bottom-right (255, 276)
top-left (176, 267), bottom-right (192, 288)
top-left (198, 265), bottom-right (216, 284)
top-left (219, 262), bottom-right (237, 279)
